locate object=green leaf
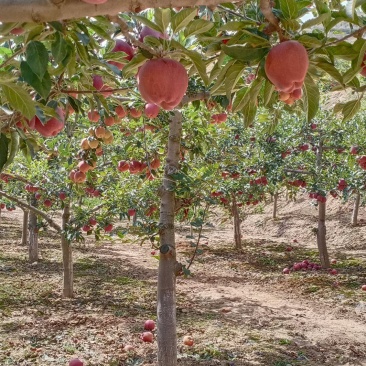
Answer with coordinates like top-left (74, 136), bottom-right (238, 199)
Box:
top-left (122, 53), bottom-right (148, 78)
top-left (315, 60), bottom-right (343, 84)
top-left (297, 35), bottom-right (323, 48)
top-left (24, 25), bottom-right (44, 43)
top-left (352, 39), bottom-right (366, 69)
top-left (224, 62), bottom-right (245, 100)
top-left (26, 41), bottom-right (49, 79)
top-left (184, 19), bottom-right (214, 38)
top-left (20, 61), bottom-right (51, 100)
top-left (133, 15), bottom-right (162, 33)
top-left (0, 133), bottom-right (9, 173)
top-left (1, 82), bottom-right (36, 119)
top-left (342, 99), bottom-right (361, 122)
top-left (242, 100), bottom-right (257, 127)
top-left (219, 21), bottom-right (257, 31)
top-left (263, 80), bottom-right (275, 106)
top-left (327, 43), bottom-right (359, 61)
top-left (301, 13), bottom-right (331, 29)
top-left (210, 60), bottom-right (236, 94)
top-left (171, 8), bottom-right (198, 33)
top-left (2, 131), bottom-right (19, 171)
top-left (154, 8), bottom-right (171, 33)
top-left (278, 0), bottom-right (298, 19)
top-left (303, 74), bottom-right (319, 122)
top-left (221, 44), bottom-right (268, 63)
top-left (52, 32), bottom-right (72, 65)
top-left (343, 66), bottom-right (361, 84)
top-left (182, 50), bottom-right (208, 85)
top-left (232, 77), bottom-right (263, 112)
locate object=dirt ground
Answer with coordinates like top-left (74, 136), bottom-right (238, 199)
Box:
top-left (0, 194), bottom-right (366, 366)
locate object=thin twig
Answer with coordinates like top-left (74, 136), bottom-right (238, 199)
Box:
top-left (61, 87), bottom-right (129, 94)
top-left (325, 25), bottom-right (366, 47)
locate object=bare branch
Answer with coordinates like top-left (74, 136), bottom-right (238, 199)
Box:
top-left (325, 26), bottom-right (366, 47)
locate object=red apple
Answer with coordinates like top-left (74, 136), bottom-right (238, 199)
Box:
top-left (59, 191), bottom-right (67, 200)
top-left (115, 105), bottom-right (127, 118)
top-left (361, 284), bottom-right (366, 291)
top-left (104, 223), bottom-right (113, 232)
top-left (69, 359), bottom-right (84, 366)
top-left (82, 225), bottom-right (91, 232)
top-left (141, 331), bottom-right (154, 343)
top-left (128, 208), bottom-right (136, 217)
top-left (43, 199), bottom-right (52, 207)
top-left (117, 160), bottom-right (129, 172)
top-left (139, 26), bottom-right (167, 41)
top-left (350, 146), bottom-right (358, 155)
top-left (89, 217), bottom-right (97, 226)
top-left (144, 319), bottom-right (155, 331)
top-left (144, 103), bottom-right (160, 118)
top-left (183, 335), bottom-right (194, 347)
top-left (282, 268), bottom-right (290, 274)
top-left (92, 75), bottom-right (104, 90)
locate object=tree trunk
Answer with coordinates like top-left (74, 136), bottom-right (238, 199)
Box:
top-left (0, 0), bottom-right (235, 23)
top-left (21, 209), bottom-right (29, 246)
top-left (232, 195), bottom-right (242, 250)
top-left (28, 208), bottom-right (39, 262)
top-left (317, 201), bottom-right (330, 268)
top-left (351, 191), bottom-right (360, 226)
top-left (61, 203), bottom-right (73, 298)
top-left (273, 192), bottom-right (279, 219)
top-left (157, 111), bottom-right (182, 366)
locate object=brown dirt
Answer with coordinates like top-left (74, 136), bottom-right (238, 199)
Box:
top-left (0, 194), bottom-right (366, 366)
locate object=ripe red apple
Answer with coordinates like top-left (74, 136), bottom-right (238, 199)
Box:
top-left (128, 208), bottom-right (136, 217)
top-left (123, 344), bottom-right (134, 352)
top-left (88, 110), bottom-right (100, 122)
top-left (265, 41), bottom-right (309, 94)
top-left (59, 191), bottom-right (67, 200)
top-left (137, 58), bottom-right (188, 111)
top-left (141, 331), bottom-right (154, 343)
top-left (89, 217), bottom-right (97, 226)
top-left (82, 225), bottom-right (91, 232)
top-left (93, 75), bottom-right (104, 90)
top-left (150, 158), bottom-right (161, 170)
top-left (144, 103), bottom-right (160, 118)
top-left (139, 26), bottom-right (167, 41)
top-left (43, 199), bottom-right (52, 207)
top-left (105, 116), bottom-right (116, 126)
top-left (10, 27), bottom-right (25, 35)
top-left (329, 269), bottom-right (338, 275)
top-left (282, 268), bottom-right (290, 274)
top-left (117, 160), bottom-right (129, 172)
top-left (109, 39), bottom-right (134, 70)
top-left (183, 335), bottom-right (194, 347)
top-left (129, 108), bottom-right (142, 118)
top-left (35, 192), bottom-right (41, 200)
top-left (115, 105), bottom-right (127, 118)
top-left (74, 171), bottom-right (87, 183)
top-left (311, 123), bottom-right (317, 130)
top-left (69, 359), bottom-right (84, 366)
top-left (144, 319), bottom-right (155, 331)
top-left (104, 223), bottom-right (113, 232)
top-left (0, 203), bottom-right (5, 209)
top-left (33, 108), bottom-right (65, 137)
top-left (361, 284), bottom-right (366, 291)
top-left (350, 146), bottom-right (358, 155)
top-left (331, 259), bottom-right (337, 264)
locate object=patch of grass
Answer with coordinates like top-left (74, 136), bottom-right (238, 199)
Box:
top-left (278, 338), bottom-right (292, 345)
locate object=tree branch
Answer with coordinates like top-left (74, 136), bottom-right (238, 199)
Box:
top-left (0, 190), bottom-right (61, 232)
top-left (0, 0), bottom-right (235, 22)
top-left (325, 26), bottom-right (366, 47)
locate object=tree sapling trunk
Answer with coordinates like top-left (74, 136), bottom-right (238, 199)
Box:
top-left (351, 191), bottom-right (360, 226)
top-left (157, 111), bottom-right (182, 366)
top-left (21, 209), bottom-right (29, 246)
top-left (232, 194), bottom-right (242, 249)
top-left (61, 202), bottom-right (73, 298)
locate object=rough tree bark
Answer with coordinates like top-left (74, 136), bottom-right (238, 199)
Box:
top-left (317, 201), bottom-right (330, 268)
top-left (21, 209), bottom-right (29, 246)
top-left (0, 0), bottom-right (237, 22)
top-left (232, 194), bottom-right (242, 249)
top-left (316, 141), bottom-right (330, 268)
top-left (351, 191), bottom-right (360, 226)
top-left (28, 209), bottom-right (39, 262)
top-left (61, 202), bottom-right (73, 298)
top-left (272, 192), bottom-right (279, 219)
top-left (157, 111), bottom-right (182, 366)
